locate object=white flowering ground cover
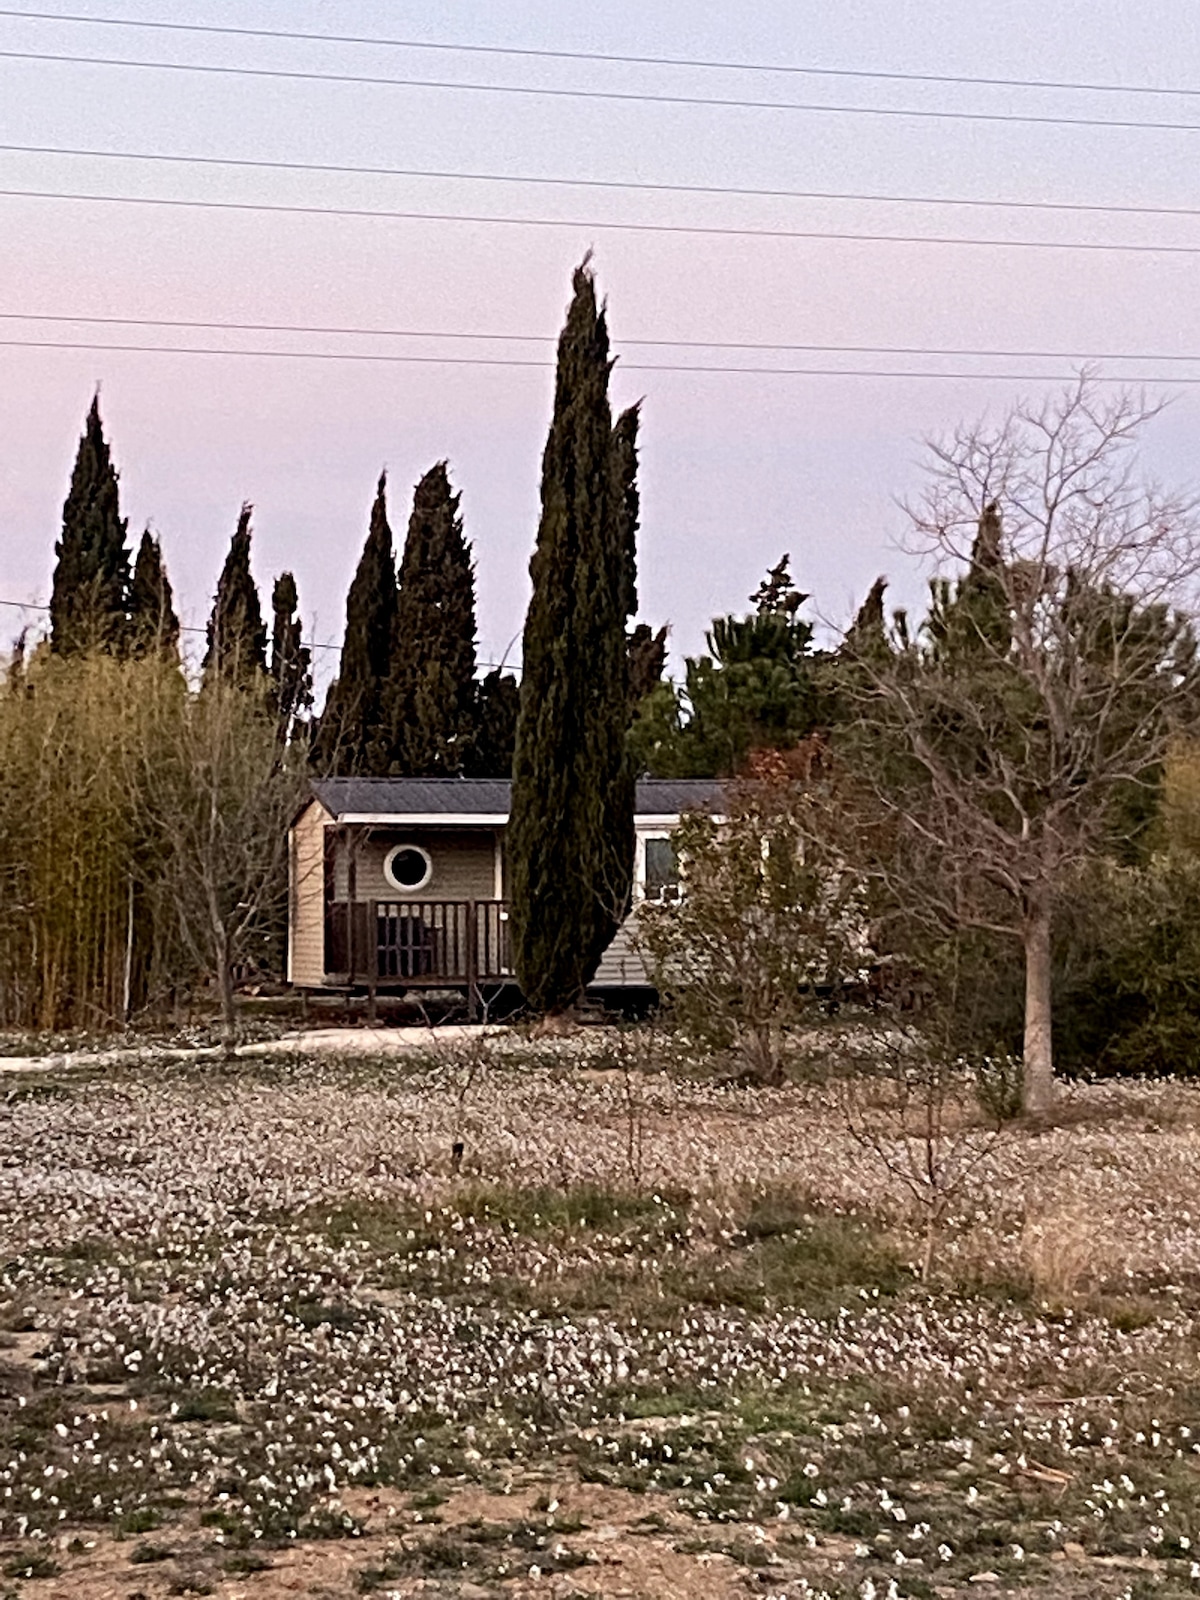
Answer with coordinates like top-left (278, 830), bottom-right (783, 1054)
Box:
top-left (1, 1040), bottom-right (1199, 1599)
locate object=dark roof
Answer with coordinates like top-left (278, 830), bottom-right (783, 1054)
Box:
top-left (309, 776), bottom-right (724, 820)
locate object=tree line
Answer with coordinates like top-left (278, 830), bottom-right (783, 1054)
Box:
top-left (0, 261), bottom-right (664, 1036)
top-left (639, 382), bottom-right (1200, 1111)
top-left (5, 262), bottom-right (1200, 1114)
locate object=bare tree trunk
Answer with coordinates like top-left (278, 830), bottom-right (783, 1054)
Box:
top-left (1022, 896), bottom-right (1054, 1115)
top-left (122, 875), bottom-right (134, 1023)
top-left (214, 925), bottom-right (237, 1057)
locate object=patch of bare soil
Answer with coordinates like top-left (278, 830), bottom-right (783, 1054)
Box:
top-left (1, 1478), bottom-right (810, 1599)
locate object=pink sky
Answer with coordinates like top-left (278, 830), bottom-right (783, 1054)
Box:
top-left (3, 0), bottom-right (1199, 688)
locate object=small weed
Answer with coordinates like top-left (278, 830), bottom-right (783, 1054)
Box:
top-left (409, 1488), bottom-right (449, 1509)
top-left (130, 1542), bottom-right (174, 1564)
top-left (173, 1389), bottom-right (236, 1423)
top-left (224, 1550), bottom-right (272, 1574)
top-left (453, 1181), bottom-right (690, 1235)
top-left (2, 1553), bottom-right (60, 1580)
top-left (289, 1298), bottom-right (366, 1331)
top-left (117, 1506), bottom-right (164, 1536)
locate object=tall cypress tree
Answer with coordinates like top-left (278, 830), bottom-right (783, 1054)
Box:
top-left (842, 576), bottom-right (889, 662)
top-left (387, 462), bottom-right (478, 775)
top-left (50, 395), bottom-right (131, 654)
top-left (128, 529), bottom-right (180, 661)
top-left (312, 473), bottom-right (397, 773)
top-left (203, 504), bottom-right (267, 689)
top-left (270, 571), bottom-right (312, 742)
top-left (508, 263), bottom-right (638, 1014)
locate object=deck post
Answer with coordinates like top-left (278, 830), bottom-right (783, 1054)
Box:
top-left (466, 899), bottom-right (480, 1022)
top-left (366, 898), bottom-right (378, 1024)
top-left (346, 827), bottom-right (357, 989)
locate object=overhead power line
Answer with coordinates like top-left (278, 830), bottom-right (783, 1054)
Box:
top-left (4, 47), bottom-right (1200, 133)
top-left (0, 8), bottom-right (1195, 101)
top-left (2, 312), bottom-right (1196, 366)
top-left (1, 335), bottom-right (1195, 384)
top-left (3, 141), bottom-right (1197, 222)
top-left (3, 187), bottom-right (1197, 256)
top-left (0, 597), bottom-right (516, 668)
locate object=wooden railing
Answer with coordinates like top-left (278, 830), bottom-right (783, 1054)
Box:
top-left (324, 899), bottom-right (512, 985)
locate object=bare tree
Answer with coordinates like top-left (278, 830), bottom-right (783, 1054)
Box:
top-left (131, 670), bottom-right (308, 1051)
top-left (837, 1023), bottom-right (1009, 1282)
top-left (849, 378), bottom-right (1200, 1113)
top-left (637, 747), bottom-right (867, 1084)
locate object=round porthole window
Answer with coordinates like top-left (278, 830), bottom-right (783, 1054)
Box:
top-left (384, 843), bottom-right (433, 893)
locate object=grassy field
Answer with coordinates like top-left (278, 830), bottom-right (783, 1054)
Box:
top-left (0, 1035), bottom-right (1199, 1598)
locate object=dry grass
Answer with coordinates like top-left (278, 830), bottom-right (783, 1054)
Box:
top-left (0, 1043), bottom-right (1199, 1598)
top-left (1021, 1197), bottom-right (1122, 1302)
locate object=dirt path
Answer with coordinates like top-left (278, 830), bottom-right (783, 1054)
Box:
top-left (0, 1023), bottom-right (505, 1076)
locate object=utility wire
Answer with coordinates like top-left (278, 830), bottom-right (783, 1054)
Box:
top-left (1, 312), bottom-right (1195, 366)
top-left (0, 597), bottom-right (517, 668)
top-left (1, 336), bottom-right (1193, 383)
top-left (2, 187), bottom-right (1196, 256)
top-left (4, 47), bottom-right (1200, 132)
top-left (0, 8), bottom-right (1195, 102)
top-left (2, 140), bottom-right (1196, 222)
top-left (0, 595), bottom-right (335, 651)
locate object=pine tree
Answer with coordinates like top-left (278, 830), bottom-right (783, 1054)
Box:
top-left (128, 530), bottom-right (180, 660)
top-left (203, 504), bottom-right (267, 689)
top-left (312, 473), bottom-right (397, 773)
top-left (508, 263), bottom-right (638, 1014)
top-left (50, 395), bottom-right (131, 654)
top-left (750, 553), bottom-right (805, 617)
top-left (270, 572), bottom-right (312, 742)
top-left (387, 462), bottom-right (478, 775)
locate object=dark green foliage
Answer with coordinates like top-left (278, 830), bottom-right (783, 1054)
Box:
top-left (508, 263), bottom-right (638, 1013)
top-left (636, 558), bottom-right (823, 778)
top-left (841, 575), bottom-right (889, 665)
top-left (270, 571), bottom-right (312, 742)
top-left (50, 395), bottom-right (131, 655)
top-left (1052, 851), bottom-right (1200, 1078)
top-left (127, 530), bottom-right (180, 661)
top-left (464, 667), bottom-right (520, 777)
top-left (627, 622), bottom-right (667, 704)
top-left (750, 553), bottom-right (805, 618)
top-left (312, 474), bottom-right (398, 774)
top-left (928, 502), bottom-right (1010, 664)
top-left (203, 505), bottom-right (267, 689)
top-left (386, 463), bottom-right (478, 775)
top-left (610, 403), bottom-right (641, 621)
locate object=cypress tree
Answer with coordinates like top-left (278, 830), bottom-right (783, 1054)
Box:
top-left (203, 504), bottom-right (267, 689)
top-left (312, 473), bottom-right (397, 773)
top-left (465, 668), bottom-right (520, 777)
top-left (128, 529), bottom-right (180, 660)
top-left (50, 395), bottom-right (131, 654)
top-left (628, 622), bottom-right (667, 704)
top-left (387, 462), bottom-right (478, 775)
top-left (508, 263), bottom-right (638, 1014)
top-left (270, 572), bottom-right (312, 742)
top-left (842, 576), bottom-right (889, 662)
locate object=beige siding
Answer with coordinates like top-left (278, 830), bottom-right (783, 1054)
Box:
top-left (587, 823), bottom-right (675, 989)
top-left (290, 800), bottom-right (331, 988)
top-left (332, 829), bottom-right (498, 903)
top-left (590, 915), bottom-right (651, 988)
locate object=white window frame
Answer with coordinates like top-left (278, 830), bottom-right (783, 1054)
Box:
top-left (383, 842), bottom-right (434, 894)
top-left (640, 833), bottom-right (681, 904)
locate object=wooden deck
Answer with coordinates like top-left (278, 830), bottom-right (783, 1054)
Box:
top-left (324, 899), bottom-right (513, 988)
